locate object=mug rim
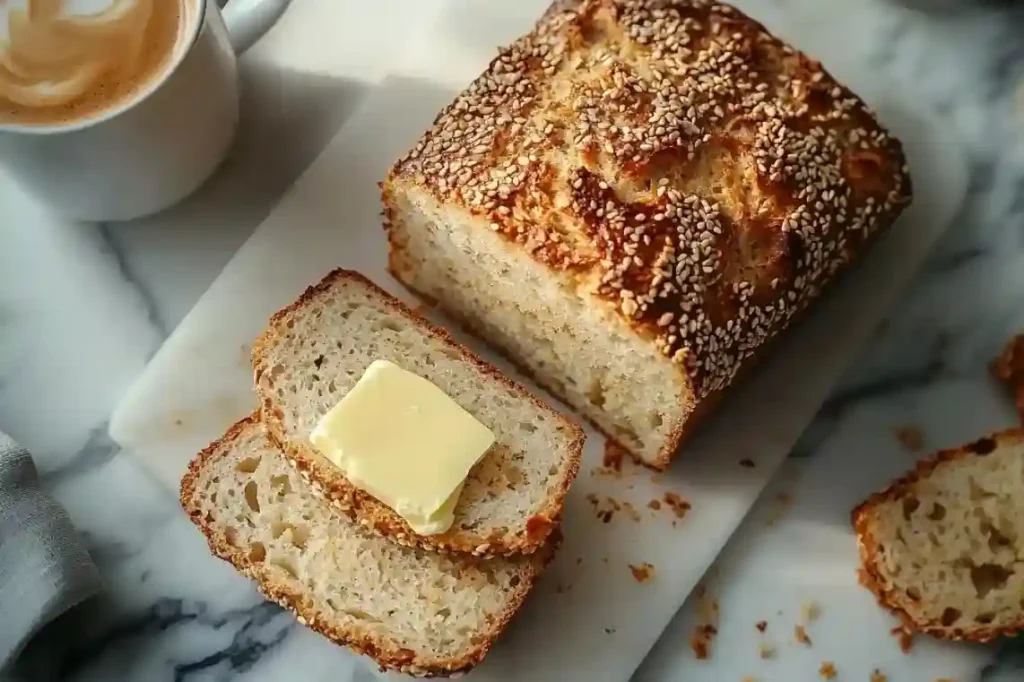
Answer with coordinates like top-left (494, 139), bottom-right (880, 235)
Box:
top-left (0, 0), bottom-right (208, 136)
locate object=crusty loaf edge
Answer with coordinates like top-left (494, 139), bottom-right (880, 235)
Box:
top-left (380, 0), bottom-right (913, 471)
top-left (850, 428), bottom-right (1024, 643)
top-left (250, 268), bottom-right (585, 557)
top-left (180, 413), bottom-right (560, 678)
top-left (384, 181), bottom-right (907, 472)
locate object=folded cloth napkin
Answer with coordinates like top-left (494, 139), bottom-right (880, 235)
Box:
top-left (0, 432), bottom-right (101, 669)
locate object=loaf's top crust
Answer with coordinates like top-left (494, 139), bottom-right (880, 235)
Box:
top-left (387, 0), bottom-right (912, 399)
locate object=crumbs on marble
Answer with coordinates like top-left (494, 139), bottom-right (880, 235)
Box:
top-left (890, 624), bottom-right (914, 653)
top-left (794, 624), bottom-right (812, 646)
top-left (741, 678), bottom-right (758, 682)
top-left (869, 669), bottom-right (887, 682)
top-left (801, 600), bottom-right (821, 622)
top-left (629, 562), bottom-right (655, 583)
top-left (663, 491), bottom-right (691, 520)
top-left (757, 642), bottom-right (776, 659)
top-left (691, 584), bottom-right (720, 659)
top-left (691, 623), bottom-right (718, 660)
top-left (740, 458), bottom-right (756, 468)
top-left (818, 661), bottom-right (837, 679)
top-left (755, 619), bottom-right (767, 633)
top-left (894, 425), bottom-right (925, 452)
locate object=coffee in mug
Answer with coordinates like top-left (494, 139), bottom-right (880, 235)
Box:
top-left (0, 0), bottom-right (192, 127)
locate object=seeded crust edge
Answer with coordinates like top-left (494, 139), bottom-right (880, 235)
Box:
top-left (250, 268), bottom-right (584, 558)
top-left (850, 428), bottom-right (1024, 643)
top-left (180, 413), bottom-right (558, 677)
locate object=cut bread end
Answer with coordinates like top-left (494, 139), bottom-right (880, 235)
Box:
top-left (180, 414), bottom-right (556, 677)
top-left (383, 180), bottom-right (691, 470)
top-left (852, 429), bottom-right (1024, 642)
top-left (251, 269), bottom-right (583, 556)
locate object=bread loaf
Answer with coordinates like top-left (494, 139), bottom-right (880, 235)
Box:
top-left (383, 0), bottom-right (912, 468)
top-left (181, 415), bottom-right (554, 676)
top-left (252, 269), bottom-right (583, 557)
top-left (852, 429), bottom-right (1024, 642)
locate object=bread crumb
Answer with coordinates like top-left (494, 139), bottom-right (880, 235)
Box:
top-left (757, 642), bottom-right (776, 659)
top-left (818, 661), bottom-right (837, 679)
top-left (648, 499), bottom-right (662, 511)
top-left (741, 678), bottom-right (757, 682)
top-left (755, 620), bottom-right (767, 633)
top-left (890, 625), bottom-right (914, 653)
top-left (794, 624), bottom-right (811, 646)
top-left (740, 458), bottom-right (756, 468)
top-left (870, 669), bottom-right (887, 682)
top-left (622, 500), bottom-right (641, 522)
top-left (992, 334), bottom-right (1024, 422)
top-left (801, 600), bottom-right (821, 623)
top-left (586, 493), bottom-right (621, 523)
top-left (894, 425), bottom-right (925, 452)
top-left (664, 492), bottom-right (692, 519)
top-left (602, 439), bottom-right (629, 473)
top-left (629, 562), bottom-right (655, 583)
top-left (690, 623), bottom-right (718, 659)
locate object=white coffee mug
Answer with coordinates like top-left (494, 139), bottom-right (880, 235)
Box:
top-left (0, 0), bottom-right (291, 222)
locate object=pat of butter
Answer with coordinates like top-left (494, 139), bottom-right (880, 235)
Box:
top-left (309, 359), bottom-right (495, 535)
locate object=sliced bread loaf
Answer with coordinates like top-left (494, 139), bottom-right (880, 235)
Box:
top-left (251, 269), bottom-right (583, 557)
top-left (180, 415), bottom-right (555, 677)
top-left (852, 429), bottom-right (1024, 642)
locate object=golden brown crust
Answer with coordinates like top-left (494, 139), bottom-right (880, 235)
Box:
top-left (383, 0), bottom-right (911, 468)
top-left (251, 268), bottom-right (584, 556)
top-left (180, 414), bottom-right (559, 677)
top-left (851, 428), bottom-right (1024, 643)
top-left (992, 335), bottom-right (1024, 423)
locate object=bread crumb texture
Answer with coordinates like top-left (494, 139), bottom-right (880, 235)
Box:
top-left (992, 335), bottom-right (1024, 422)
top-left (801, 600), bottom-right (821, 623)
top-left (869, 669), bottom-right (888, 682)
top-left (852, 429), bottom-right (1024, 642)
top-left (388, 0), bottom-right (911, 400)
top-left (794, 623), bottom-right (811, 646)
top-left (818, 661), bottom-right (837, 680)
top-left (629, 561), bottom-right (655, 582)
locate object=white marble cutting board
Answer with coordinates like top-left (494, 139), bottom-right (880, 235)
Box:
top-left (109, 1), bottom-right (968, 680)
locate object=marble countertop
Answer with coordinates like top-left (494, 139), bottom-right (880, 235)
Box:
top-left (1, 0), bottom-right (1024, 680)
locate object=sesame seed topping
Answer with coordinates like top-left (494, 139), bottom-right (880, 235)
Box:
top-left (389, 0), bottom-right (910, 397)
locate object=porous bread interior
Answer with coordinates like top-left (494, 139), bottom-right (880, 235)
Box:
top-left (255, 275), bottom-right (580, 539)
top-left (388, 185), bottom-right (690, 465)
top-left (863, 439), bottom-right (1024, 634)
top-left (187, 421), bottom-right (537, 664)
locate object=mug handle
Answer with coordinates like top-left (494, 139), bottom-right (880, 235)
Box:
top-left (221, 0), bottom-right (292, 54)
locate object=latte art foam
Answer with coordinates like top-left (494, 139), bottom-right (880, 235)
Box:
top-left (0, 0), bottom-right (185, 126)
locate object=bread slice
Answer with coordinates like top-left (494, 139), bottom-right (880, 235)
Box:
top-left (251, 269), bottom-right (583, 557)
top-left (180, 415), bottom-right (555, 677)
top-left (382, 0), bottom-right (911, 469)
top-left (852, 429), bottom-right (1024, 642)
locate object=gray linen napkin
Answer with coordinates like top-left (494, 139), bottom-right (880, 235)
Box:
top-left (0, 432), bottom-right (101, 669)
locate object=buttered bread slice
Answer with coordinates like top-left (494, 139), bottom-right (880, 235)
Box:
top-left (181, 415), bottom-right (555, 676)
top-left (252, 269), bottom-right (583, 557)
